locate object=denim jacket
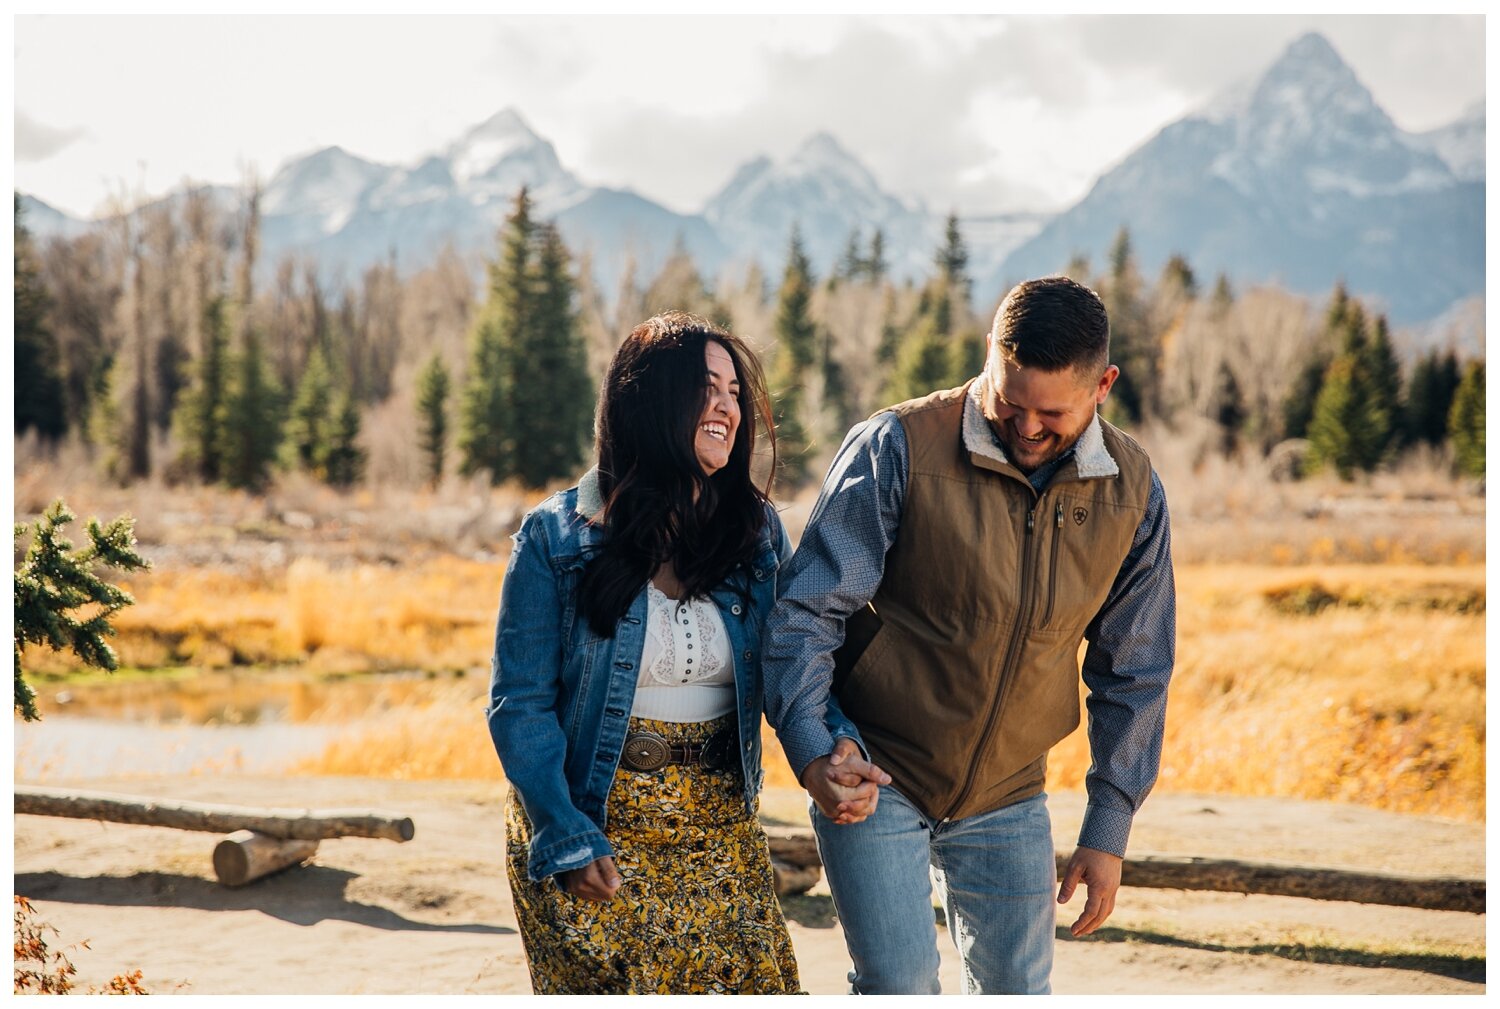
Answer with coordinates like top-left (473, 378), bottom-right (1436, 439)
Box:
top-left (486, 468), bottom-right (858, 882)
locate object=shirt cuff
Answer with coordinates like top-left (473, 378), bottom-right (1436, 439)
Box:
top-left (780, 721), bottom-right (839, 783)
top-left (1078, 802), bottom-right (1134, 858)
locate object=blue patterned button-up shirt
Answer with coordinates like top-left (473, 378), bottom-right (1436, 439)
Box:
top-left (763, 403), bottom-right (1175, 857)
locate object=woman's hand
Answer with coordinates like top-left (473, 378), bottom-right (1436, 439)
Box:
top-left (560, 855), bottom-right (622, 902)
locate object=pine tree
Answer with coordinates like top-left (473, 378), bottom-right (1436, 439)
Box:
top-left (1361, 314), bottom-right (1403, 461)
top-left (1283, 351), bottom-right (1330, 440)
top-left (13, 501), bottom-right (149, 721)
top-left (1306, 356), bottom-right (1369, 479)
top-left (1211, 360), bottom-right (1246, 457)
top-left (884, 314), bottom-right (951, 404)
top-left (283, 347), bottom-right (335, 473)
top-left (322, 391), bottom-right (365, 488)
top-left (935, 213), bottom-right (971, 308)
top-left (459, 188), bottom-right (535, 483)
top-left (1406, 349), bottom-right (1464, 446)
top-left (875, 289), bottom-right (902, 367)
top-left (416, 352), bottom-right (451, 487)
top-left (216, 331), bottom-right (282, 491)
top-left (1449, 360), bottom-right (1485, 478)
top-left (865, 229), bottom-right (887, 283)
top-left (769, 226), bottom-right (818, 484)
top-left (837, 229), bottom-right (863, 283)
top-left (171, 297), bottom-right (231, 482)
top-left (1159, 254), bottom-right (1198, 299)
top-left (511, 223), bottom-right (593, 489)
top-left (14, 195), bottom-right (67, 441)
top-left (1210, 274), bottom-right (1234, 319)
top-left (1100, 227), bottom-right (1151, 425)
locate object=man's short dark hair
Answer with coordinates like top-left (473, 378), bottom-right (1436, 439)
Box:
top-left (990, 276), bottom-right (1110, 377)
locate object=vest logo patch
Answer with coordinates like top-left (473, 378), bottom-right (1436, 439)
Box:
top-left (1073, 506), bottom-right (1089, 526)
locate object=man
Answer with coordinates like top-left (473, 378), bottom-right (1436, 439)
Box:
top-left (764, 276), bottom-right (1175, 994)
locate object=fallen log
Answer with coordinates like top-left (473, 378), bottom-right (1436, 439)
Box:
top-left (1097, 853), bottom-right (1485, 915)
top-left (770, 859), bottom-right (821, 897)
top-left (14, 786), bottom-right (415, 843)
top-left (762, 827), bottom-right (1482, 914)
top-left (213, 830), bottom-right (320, 887)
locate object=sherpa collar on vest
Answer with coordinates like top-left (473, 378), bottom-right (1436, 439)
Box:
top-left (961, 378), bottom-right (1120, 479)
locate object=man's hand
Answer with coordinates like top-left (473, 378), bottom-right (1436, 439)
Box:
top-left (1057, 845), bottom-right (1122, 936)
top-left (559, 855), bottom-right (621, 902)
top-left (800, 737), bottom-right (891, 825)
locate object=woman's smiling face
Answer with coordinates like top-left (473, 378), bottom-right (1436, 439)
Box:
top-left (695, 340), bottom-right (741, 476)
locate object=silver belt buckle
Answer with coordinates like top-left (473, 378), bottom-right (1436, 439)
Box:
top-left (621, 731), bottom-right (671, 772)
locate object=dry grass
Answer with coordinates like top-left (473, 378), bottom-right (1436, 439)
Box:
top-left (268, 562), bottom-right (1485, 823)
top-left (15, 456), bottom-right (1484, 822)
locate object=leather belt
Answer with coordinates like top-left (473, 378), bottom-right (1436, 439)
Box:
top-left (620, 727), bottom-right (735, 773)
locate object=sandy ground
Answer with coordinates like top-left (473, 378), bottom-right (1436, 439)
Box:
top-left (11, 775), bottom-right (1485, 996)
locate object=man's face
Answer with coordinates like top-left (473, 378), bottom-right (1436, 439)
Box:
top-left (980, 347), bottom-right (1118, 474)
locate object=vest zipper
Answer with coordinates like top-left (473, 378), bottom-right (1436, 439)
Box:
top-left (1042, 500), bottom-right (1063, 628)
top-left (941, 495), bottom-right (1042, 822)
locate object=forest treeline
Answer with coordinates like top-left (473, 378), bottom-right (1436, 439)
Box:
top-left (13, 186), bottom-right (1486, 494)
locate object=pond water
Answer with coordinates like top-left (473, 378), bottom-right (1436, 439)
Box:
top-left (13, 669), bottom-right (469, 780)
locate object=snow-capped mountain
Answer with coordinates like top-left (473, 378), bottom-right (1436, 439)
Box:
top-left (704, 131), bottom-right (937, 279)
top-left (1417, 99), bottom-right (1485, 183)
top-left (1000, 32), bottom-right (1484, 324)
top-left (18, 40), bottom-right (1484, 326)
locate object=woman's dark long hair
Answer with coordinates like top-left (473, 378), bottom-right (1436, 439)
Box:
top-left (577, 311), bottom-right (777, 637)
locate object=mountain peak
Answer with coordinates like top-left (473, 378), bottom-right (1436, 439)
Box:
top-left (465, 107), bottom-right (539, 143)
top-left (1281, 31), bottom-right (1343, 70)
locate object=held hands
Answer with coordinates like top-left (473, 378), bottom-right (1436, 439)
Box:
top-left (800, 736), bottom-right (892, 825)
top-left (560, 855), bottom-right (621, 902)
top-left (1056, 845), bottom-right (1122, 936)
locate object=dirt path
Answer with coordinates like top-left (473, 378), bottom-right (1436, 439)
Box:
top-left (12, 776), bottom-right (1484, 995)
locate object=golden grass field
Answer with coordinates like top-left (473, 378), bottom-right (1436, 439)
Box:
top-left (21, 553), bottom-right (1484, 822)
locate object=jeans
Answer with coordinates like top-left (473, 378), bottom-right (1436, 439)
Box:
top-left (812, 786), bottom-right (1056, 994)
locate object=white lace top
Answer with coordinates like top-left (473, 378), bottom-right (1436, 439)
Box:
top-left (631, 582), bottom-right (736, 722)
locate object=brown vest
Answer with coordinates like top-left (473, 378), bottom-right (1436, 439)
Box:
top-left (831, 382), bottom-right (1153, 821)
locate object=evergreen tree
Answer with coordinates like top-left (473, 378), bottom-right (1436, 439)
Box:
top-left (1449, 360), bottom-right (1485, 478)
top-left (865, 229), bottom-right (887, 283)
top-left (1283, 350), bottom-right (1331, 440)
top-left (322, 391), bottom-right (366, 488)
top-left (1405, 349), bottom-right (1464, 446)
top-left (1211, 360), bottom-right (1246, 457)
top-left (459, 188), bottom-right (535, 483)
top-left (14, 195), bottom-right (67, 440)
top-left (13, 500), bottom-right (149, 721)
top-left (884, 314), bottom-right (951, 404)
top-left (1159, 254), bottom-right (1198, 299)
top-left (837, 229), bottom-right (863, 283)
top-left (171, 297), bottom-right (231, 482)
top-left (935, 213), bottom-right (971, 307)
top-left (416, 352), bottom-right (451, 487)
top-left (1306, 356), bottom-right (1370, 479)
top-left (511, 223), bottom-right (593, 489)
top-left (769, 226), bottom-right (818, 484)
top-left (1361, 314), bottom-right (1403, 460)
top-left (875, 289), bottom-right (902, 368)
top-left (216, 332), bottom-right (282, 491)
top-left (1210, 274), bottom-right (1234, 319)
top-left (282, 346), bottom-right (335, 473)
top-left (1101, 227), bottom-right (1150, 425)
top-left (87, 361), bottom-right (128, 484)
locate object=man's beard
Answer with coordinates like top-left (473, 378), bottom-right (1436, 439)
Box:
top-left (996, 408), bottom-right (1094, 474)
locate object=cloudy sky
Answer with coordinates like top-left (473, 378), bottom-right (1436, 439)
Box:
top-left (13, 11), bottom-right (1488, 221)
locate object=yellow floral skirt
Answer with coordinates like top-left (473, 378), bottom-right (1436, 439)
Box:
top-left (505, 714), bottom-right (802, 995)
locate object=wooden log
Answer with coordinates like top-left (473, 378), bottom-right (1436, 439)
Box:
top-left (771, 858), bottom-right (821, 897)
top-left (764, 830), bottom-right (821, 869)
top-left (213, 830), bottom-right (319, 887)
top-left (761, 828), bottom-right (1483, 914)
top-left (14, 786), bottom-right (414, 842)
top-left (1094, 854), bottom-right (1485, 915)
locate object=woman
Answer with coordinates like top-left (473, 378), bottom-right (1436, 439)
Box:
top-left (486, 312), bottom-right (861, 994)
